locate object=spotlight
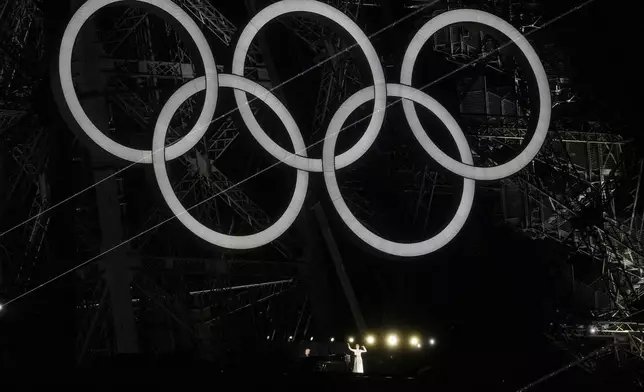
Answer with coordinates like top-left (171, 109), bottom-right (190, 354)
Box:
top-left (417, 343), bottom-right (422, 348)
top-left (330, 337), bottom-right (335, 342)
top-left (266, 335), bottom-right (270, 340)
top-left (348, 337), bottom-right (355, 343)
top-left (589, 326), bottom-right (598, 334)
top-left (366, 335), bottom-right (376, 345)
top-left (386, 334), bottom-right (399, 347)
top-left (409, 336), bottom-right (420, 346)
top-left (288, 336), bottom-right (293, 341)
top-left (429, 338), bottom-right (436, 346)
top-left (0, 304), bottom-right (3, 312)
top-left (310, 336), bottom-right (314, 341)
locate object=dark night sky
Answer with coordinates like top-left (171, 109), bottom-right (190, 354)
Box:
top-left (1, 0), bottom-right (642, 389)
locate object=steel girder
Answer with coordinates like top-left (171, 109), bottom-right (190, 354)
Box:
top-left (474, 123), bottom-right (644, 312)
top-left (94, 0), bottom-right (292, 259)
top-left (402, 4), bottom-right (644, 384)
top-left (0, 0), bottom-right (50, 294)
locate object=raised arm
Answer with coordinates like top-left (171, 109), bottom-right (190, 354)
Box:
top-left (361, 346), bottom-right (367, 353)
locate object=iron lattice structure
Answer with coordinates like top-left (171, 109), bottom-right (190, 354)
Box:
top-left (1, 0), bottom-right (642, 383)
top-left (70, 0), bottom-right (321, 362)
top-left (403, 0), bottom-right (644, 386)
top-left (0, 0), bottom-right (50, 298)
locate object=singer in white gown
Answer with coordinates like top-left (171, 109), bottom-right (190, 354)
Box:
top-left (348, 343), bottom-right (367, 373)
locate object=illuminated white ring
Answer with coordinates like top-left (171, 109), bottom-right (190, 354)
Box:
top-left (232, 0), bottom-right (387, 173)
top-left (401, 9), bottom-right (551, 181)
top-left (323, 83), bottom-right (475, 257)
top-left (152, 74), bottom-right (309, 249)
top-left (59, 0), bottom-right (219, 163)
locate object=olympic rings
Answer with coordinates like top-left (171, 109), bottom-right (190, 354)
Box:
top-left (58, 0), bottom-right (551, 257)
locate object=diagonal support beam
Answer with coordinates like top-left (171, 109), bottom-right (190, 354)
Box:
top-left (313, 202), bottom-right (367, 333)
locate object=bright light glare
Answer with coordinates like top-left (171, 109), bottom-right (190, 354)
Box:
top-left (429, 338), bottom-right (436, 346)
top-left (348, 337), bottom-right (355, 343)
top-left (288, 336), bottom-right (293, 341)
top-left (310, 337), bottom-right (314, 341)
top-left (387, 334), bottom-right (399, 347)
top-left (366, 335), bottom-right (376, 345)
top-left (409, 336), bottom-right (420, 346)
top-left (266, 335), bottom-right (270, 340)
top-left (0, 304), bottom-right (3, 312)
top-left (330, 337), bottom-right (335, 342)
top-left (417, 343), bottom-right (422, 348)
top-left (589, 326), bottom-right (598, 334)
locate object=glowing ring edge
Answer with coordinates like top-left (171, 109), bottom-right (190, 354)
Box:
top-left (152, 74), bottom-right (309, 249)
top-left (401, 9), bottom-right (551, 181)
top-left (58, 0), bottom-right (219, 164)
top-left (232, 0), bottom-right (387, 173)
top-left (323, 83), bottom-right (475, 257)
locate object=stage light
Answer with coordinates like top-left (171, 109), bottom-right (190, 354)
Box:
top-left (348, 337), bottom-right (355, 343)
top-left (366, 335), bottom-right (376, 345)
top-left (266, 335), bottom-right (270, 340)
top-left (387, 334), bottom-right (399, 347)
top-left (409, 336), bottom-right (420, 346)
top-left (429, 338), bottom-right (436, 346)
top-left (589, 326), bottom-right (598, 334)
top-left (0, 304), bottom-right (3, 312)
top-left (417, 343), bottom-right (422, 348)
top-left (288, 336), bottom-right (293, 341)
top-left (310, 336), bottom-right (314, 341)
top-left (330, 337), bottom-right (335, 342)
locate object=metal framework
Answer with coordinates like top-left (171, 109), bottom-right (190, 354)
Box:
top-left (98, 0), bottom-right (290, 259)
top-left (0, 0), bottom-right (50, 299)
top-left (408, 2), bottom-right (644, 384)
top-left (66, 0), bottom-right (309, 361)
top-left (287, 0), bottom-right (364, 138)
top-left (2, 0), bottom-right (641, 382)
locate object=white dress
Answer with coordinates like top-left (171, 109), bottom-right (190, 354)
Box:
top-left (350, 348), bottom-right (366, 373)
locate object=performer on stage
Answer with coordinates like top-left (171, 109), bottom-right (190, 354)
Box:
top-left (347, 343), bottom-right (367, 373)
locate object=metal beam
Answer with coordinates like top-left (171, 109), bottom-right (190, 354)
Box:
top-left (189, 278), bottom-right (294, 296)
top-left (71, 1), bottom-right (139, 354)
top-left (0, 109), bottom-right (26, 134)
top-left (313, 202), bottom-right (367, 333)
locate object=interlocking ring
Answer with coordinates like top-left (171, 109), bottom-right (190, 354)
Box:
top-left (59, 0), bottom-right (219, 163)
top-left (58, 0), bottom-right (551, 257)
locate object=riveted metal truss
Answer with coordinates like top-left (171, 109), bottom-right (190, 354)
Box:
top-left (543, 320), bottom-right (644, 388)
top-left (93, 0), bottom-right (293, 259)
top-left (75, 278), bottom-right (112, 365)
top-left (0, 109), bottom-right (26, 134)
top-left (0, 118), bottom-right (52, 296)
top-left (472, 121), bottom-right (644, 312)
top-left (200, 278), bottom-right (296, 325)
top-left (402, 3), bottom-right (644, 384)
top-left (1, 0), bottom-right (44, 141)
top-left (66, 0), bottom-right (307, 359)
